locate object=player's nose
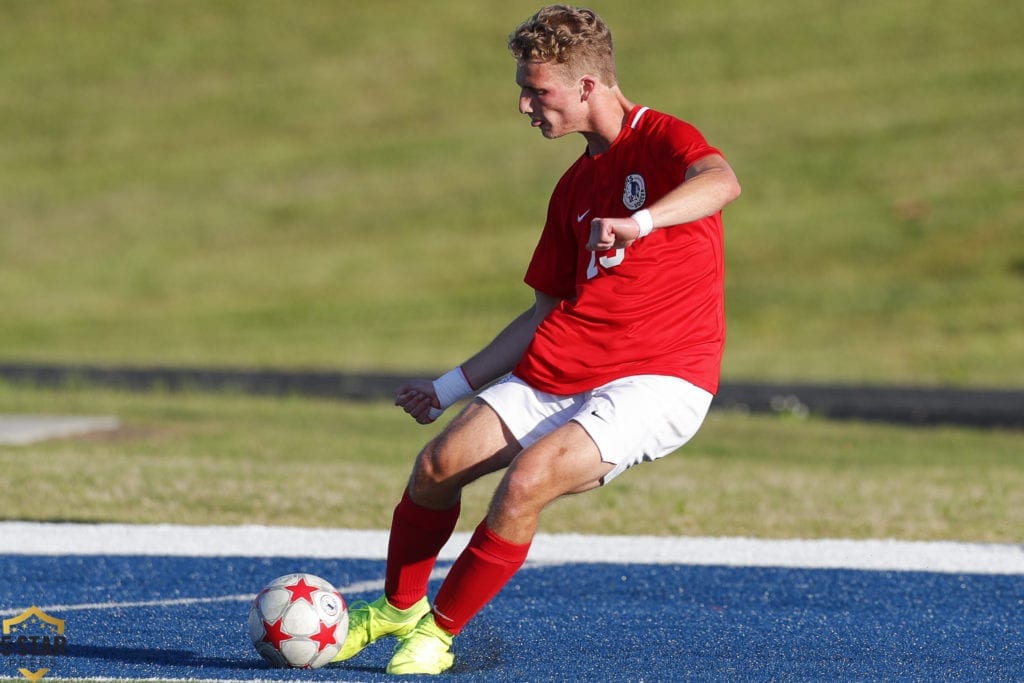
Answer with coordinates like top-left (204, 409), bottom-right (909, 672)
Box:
top-left (518, 91), bottom-right (533, 115)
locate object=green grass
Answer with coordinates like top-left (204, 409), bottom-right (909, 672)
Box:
top-left (0, 0), bottom-right (1020, 384)
top-left (0, 2), bottom-right (1021, 544)
top-left (2, 382), bottom-right (1021, 543)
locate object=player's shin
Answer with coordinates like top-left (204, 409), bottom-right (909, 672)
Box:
top-left (430, 519), bottom-right (531, 634)
top-left (384, 489), bottom-right (461, 609)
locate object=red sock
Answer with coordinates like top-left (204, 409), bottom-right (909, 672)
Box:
top-left (384, 489), bottom-right (461, 610)
top-left (431, 520), bottom-right (531, 635)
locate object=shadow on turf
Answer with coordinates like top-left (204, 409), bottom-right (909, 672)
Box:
top-left (62, 643), bottom-right (503, 676)
top-left (60, 621), bottom-right (508, 676)
top-left (63, 644), bottom-right (257, 670)
top-left (324, 629), bottom-right (507, 677)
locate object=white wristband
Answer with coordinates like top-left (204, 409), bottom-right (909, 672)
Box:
top-left (432, 366), bottom-right (474, 411)
top-left (631, 209), bottom-right (654, 238)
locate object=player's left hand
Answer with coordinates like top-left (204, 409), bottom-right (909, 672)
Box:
top-left (587, 216), bottom-right (641, 251)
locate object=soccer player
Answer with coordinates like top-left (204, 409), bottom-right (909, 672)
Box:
top-left (333, 4), bottom-right (741, 675)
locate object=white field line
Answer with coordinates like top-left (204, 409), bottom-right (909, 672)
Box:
top-left (2, 522), bottom-right (1023, 575)
top-left (0, 570), bottom-right (451, 619)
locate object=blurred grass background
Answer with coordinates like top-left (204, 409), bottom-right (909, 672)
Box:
top-left (2, 0), bottom-right (1020, 384)
top-left (0, 1), bottom-right (1021, 540)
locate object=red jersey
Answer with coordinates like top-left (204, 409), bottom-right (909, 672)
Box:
top-left (513, 105), bottom-right (726, 395)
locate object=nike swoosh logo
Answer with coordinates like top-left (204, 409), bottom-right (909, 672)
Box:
top-left (577, 209), bottom-right (591, 222)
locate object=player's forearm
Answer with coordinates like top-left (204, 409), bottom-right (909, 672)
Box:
top-left (460, 305), bottom-right (544, 389)
top-left (647, 156), bottom-right (740, 230)
top-left (427, 294), bottom-right (556, 421)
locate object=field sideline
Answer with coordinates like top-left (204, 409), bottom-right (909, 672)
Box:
top-left (4, 522), bottom-right (1024, 576)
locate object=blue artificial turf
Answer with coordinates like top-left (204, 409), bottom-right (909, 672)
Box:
top-left (2, 554), bottom-right (1021, 681)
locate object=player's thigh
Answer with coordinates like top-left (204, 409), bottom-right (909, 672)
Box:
top-left (412, 398), bottom-right (522, 491)
top-left (573, 375), bottom-right (712, 484)
top-left (497, 421), bottom-right (613, 510)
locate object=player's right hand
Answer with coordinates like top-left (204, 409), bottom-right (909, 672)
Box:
top-left (587, 216), bottom-right (641, 251)
top-left (395, 379), bottom-right (440, 424)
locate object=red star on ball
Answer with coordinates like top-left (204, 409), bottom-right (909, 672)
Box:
top-left (284, 577), bottom-right (318, 604)
top-left (310, 621), bottom-right (339, 652)
top-left (261, 618), bottom-right (292, 649)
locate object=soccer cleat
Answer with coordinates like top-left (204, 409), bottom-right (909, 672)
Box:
top-left (386, 613), bottom-right (455, 675)
top-left (331, 595), bottom-right (429, 663)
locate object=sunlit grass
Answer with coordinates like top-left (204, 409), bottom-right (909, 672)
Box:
top-left (0, 1), bottom-right (1020, 384)
top-left (3, 383), bottom-right (1020, 542)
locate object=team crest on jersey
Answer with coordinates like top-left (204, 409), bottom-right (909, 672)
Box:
top-left (622, 174), bottom-right (646, 210)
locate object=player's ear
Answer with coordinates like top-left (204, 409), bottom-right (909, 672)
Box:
top-left (579, 75), bottom-right (598, 102)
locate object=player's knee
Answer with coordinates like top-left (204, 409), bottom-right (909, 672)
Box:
top-left (408, 437), bottom-right (464, 503)
top-left (493, 466), bottom-right (549, 518)
top-left (411, 439), bottom-right (446, 483)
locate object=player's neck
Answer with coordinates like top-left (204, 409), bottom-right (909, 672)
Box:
top-left (582, 88), bottom-right (634, 157)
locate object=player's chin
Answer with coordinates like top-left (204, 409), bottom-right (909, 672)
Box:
top-left (546, 127), bottom-right (577, 141)
top-left (539, 124), bottom-right (564, 139)
top-left (532, 120), bottom-right (559, 138)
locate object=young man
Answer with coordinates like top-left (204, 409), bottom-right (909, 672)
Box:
top-left (332, 4), bottom-right (740, 675)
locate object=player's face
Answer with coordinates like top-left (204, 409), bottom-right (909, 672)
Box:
top-left (516, 60), bottom-right (585, 139)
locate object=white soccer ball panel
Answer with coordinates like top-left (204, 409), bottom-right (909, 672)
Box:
top-left (247, 605), bottom-right (266, 642)
top-left (318, 591), bottom-right (343, 619)
top-left (335, 610), bottom-right (350, 642)
top-left (258, 587), bottom-right (291, 621)
top-left (309, 642), bottom-right (342, 669)
top-left (281, 600), bottom-right (320, 637)
top-left (280, 638), bottom-right (318, 668)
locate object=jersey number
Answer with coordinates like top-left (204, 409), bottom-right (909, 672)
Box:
top-left (586, 249), bottom-right (625, 279)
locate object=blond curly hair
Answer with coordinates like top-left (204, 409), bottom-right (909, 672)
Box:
top-left (508, 5), bottom-right (617, 86)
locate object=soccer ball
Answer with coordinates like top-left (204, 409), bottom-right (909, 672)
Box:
top-left (248, 573), bottom-right (349, 669)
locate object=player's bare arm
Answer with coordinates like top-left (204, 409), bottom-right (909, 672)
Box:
top-left (395, 291), bottom-right (560, 424)
top-left (586, 154), bottom-right (741, 250)
top-left (460, 290), bottom-right (559, 387)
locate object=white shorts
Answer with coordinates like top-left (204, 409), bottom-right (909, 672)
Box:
top-left (476, 374), bottom-right (713, 485)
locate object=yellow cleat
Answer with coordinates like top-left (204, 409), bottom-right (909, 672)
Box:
top-left (331, 595), bottom-right (429, 663)
top-left (386, 613), bottom-right (455, 675)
